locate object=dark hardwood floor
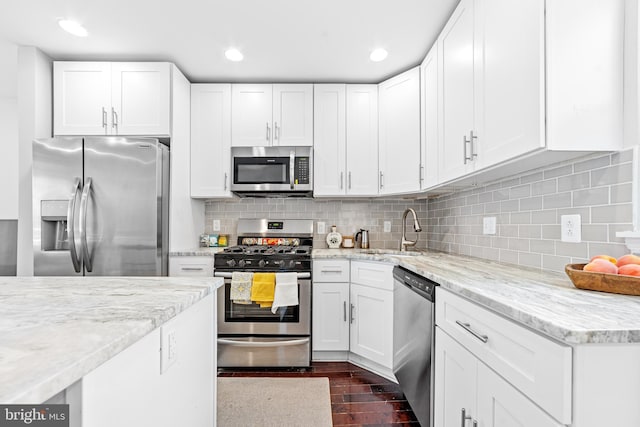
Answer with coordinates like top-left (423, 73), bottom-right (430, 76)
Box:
top-left (218, 361), bottom-right (419, 426)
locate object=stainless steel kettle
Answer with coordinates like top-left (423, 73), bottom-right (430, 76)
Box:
top-left (355, 229), bottom-right (370, 249)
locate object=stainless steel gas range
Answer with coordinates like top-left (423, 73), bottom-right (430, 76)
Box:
top-left (214, 219), bottom-right (313, 368)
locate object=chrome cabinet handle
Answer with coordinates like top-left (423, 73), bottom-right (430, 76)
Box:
top-left (379, 171), bottom-right (384, 189)
top-left (470, 130), bottom-right (478, 160)
top-left (111, 108), bottom-right (118, 133)
top-left (67, 178), bottom-right (82, 273)
top-left (320, 269), bottom-right (343, 273)
top-left (456, 320), bottom-right (489, 343)
top-left (224, 172), bottom-right (228, 191)
top-left (348, 171), bottom-right (352, 190)
top-left (79, 177), bottom-right (93, 273)
top-left (463, 134), bottom-right (471, 164)
top-left (266, 122), bottom-right (271, 142)
top-left (102, 107), bottom-right (107, 132)
top-left (181, 267), bottom-right (204, 271)
top-left (350, 303), bottom-right (355, 324)
top-left (461, 408), bottom-right (472, 427)
top-left (340, 172), bottom-right (344, 190)
top-left (420, 165), bottom-right (424, 182)
top-left (275, 122), bottom-right (280, 141)
top-left (343, 301), bottom-right (347, 322)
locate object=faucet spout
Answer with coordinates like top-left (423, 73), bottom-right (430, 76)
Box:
top-left (400, 208), bottom-right (423, 251)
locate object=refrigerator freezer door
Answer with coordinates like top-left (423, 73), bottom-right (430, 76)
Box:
top-left (83, 137), bottom-right (164, 275)
top-left (33, 137), bottom-right (84, 276)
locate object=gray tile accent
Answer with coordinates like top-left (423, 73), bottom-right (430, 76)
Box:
top-left (426, 150), bottom-right (633, 273)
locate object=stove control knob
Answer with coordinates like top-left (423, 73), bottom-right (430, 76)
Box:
top-left (258, 259), bottom-right (266, 268)
top-left (276, 260), bottom-right (285, 268)
top-left (288, 260), bottom-right (296, 269)
top-left (238, 259), bottom-right (246, 268)
top-left (226, 259), bottom-right (236, 268)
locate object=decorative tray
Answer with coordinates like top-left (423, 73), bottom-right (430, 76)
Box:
top-left (565, 263), bottom-right (640, 296)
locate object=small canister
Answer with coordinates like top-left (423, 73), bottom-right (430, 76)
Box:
top-left (342, 235), bottom-right (354, 248)
top-left (199, 234), bottom-right (210, 248)
top-left (218, 234), bottom-right (228, 247)
top-left (209, 234), bottom-right (219, 247)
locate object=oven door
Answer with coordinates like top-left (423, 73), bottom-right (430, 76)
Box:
top-left (216, 275), bottom-right (311, 336)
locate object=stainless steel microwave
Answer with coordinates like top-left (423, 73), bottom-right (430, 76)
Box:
top-left (230, 146), bottom-right (313, 197)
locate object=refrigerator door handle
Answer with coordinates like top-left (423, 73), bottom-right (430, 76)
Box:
top-left (79, 177), bottom-right (93, 272)
top-left (67, 178), bottom-right (82, 273)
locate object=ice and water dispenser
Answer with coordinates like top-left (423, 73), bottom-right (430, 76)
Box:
top-left (40, 200), bottom-right (70, 251)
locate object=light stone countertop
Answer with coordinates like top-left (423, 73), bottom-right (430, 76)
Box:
top-left (313, 249), bottom-right (640, 345)
top-left (0, 276), bottom-right (223, 404)
top-left (169, 247), bottom-right (224, 256)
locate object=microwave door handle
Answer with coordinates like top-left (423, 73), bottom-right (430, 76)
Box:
top-left (290, 150), bottom-right (295, 190)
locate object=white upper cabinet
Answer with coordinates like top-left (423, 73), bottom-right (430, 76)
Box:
top-left (438, 0), bottom-right (476, 183)
top-left (420, 43), bottom-right (439, 190)
top-left (313, 84), bottom-right (346, 196)
top-left (231, 84), bottom-right (273, 147)
top-left (231, 84), bottom-right (313, 147)
top-left (54, 62), bottom-right (170, 136)
top-left (190, 84), bottom-right (232, 198)
top-left (378, 67), bottom-right (421, 195)
top-left (346, 85), bottom-right (379, 196)
top-left (434, 0), bottom-right (623, 186)
top-left (313, 84), bottom-right (379, 197)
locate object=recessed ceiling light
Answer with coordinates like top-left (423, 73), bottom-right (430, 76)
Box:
top-left (58, 19), bottom-right (88, 37)
top-left (225, 48), bottom-right (244, 62)
top-left (370, 48), bottom-right (388, 62)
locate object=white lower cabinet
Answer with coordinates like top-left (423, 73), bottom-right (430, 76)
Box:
top-left (169, 256), bottom-right (214, 277)
top-left (312, 259), bottom-right (394, 379)
top-left (436, 328), bottom-right (562, 427)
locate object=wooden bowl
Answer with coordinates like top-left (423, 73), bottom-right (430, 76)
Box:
top-left (565, 263), bottom-right (640, 296)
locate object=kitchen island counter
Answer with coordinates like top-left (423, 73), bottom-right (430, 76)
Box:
top-left (0, 276), bottom-right (223, 404)
top-left (313, 249), bottom-right (640, 345)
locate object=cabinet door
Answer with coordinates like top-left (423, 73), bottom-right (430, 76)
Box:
top-left (313, 84), bottom-right (346, 196)
top-left (421, 43), bottom-right (439, 189)
top-left (474, 0), bottom-right (544, 169)
top-left (273, 84), bottom-right (313, 146)
top-left (349, 283), bottom-right (393, 368)
top-left (378, 67), bottom-right (421, 195)
top-left (231, 84), bottom-right (273, 147)
top-left (312, 282), bottom-right (350, 351)
top-left (434, 327), bottom-right (478, 427)
top-left (477, 363), bottom-right (563, 427)
top-left (111, 63), bottom-right (171, 136)
top-left (54, 62), bottom-right (111, 135)
top-left (439, 0), bottom-right (475, 183)
top-left (190, 84), bottom-right (232, 198)
top-left (346, 85), bottom-right (379, 196)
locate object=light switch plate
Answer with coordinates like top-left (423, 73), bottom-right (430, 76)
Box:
top-left (384, 221), bottom-right (391, 233)
top-left (212, 219), bottom-right (221, 231)
top-left (160, 328), bottom-right (177, 374)
top-left (317, 222), bottom-right (326, 234)
top-left (561, 214), bottom-right (581, 242)
top-left (483, 217), bottom-right (496, 235)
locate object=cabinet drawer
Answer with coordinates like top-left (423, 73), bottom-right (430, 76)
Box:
top-left (436, 288), bottom-right (572, 424)
top-left (313, 259), bottom-right (350, 282)
top-left (169, 256), bottom-right (214, 277)
top-left (350, 261), bottom-right (393, 291)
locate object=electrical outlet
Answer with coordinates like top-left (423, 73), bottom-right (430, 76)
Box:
top-left (561, 214), bottom-right (581, 243)
top-left (317, 222), bottom-right (326, 234)
top-left (161, 328), bottom-right (177, 374)
top-left (483, 217), bottom-right (496, 235)
top-left (213, 219), bottom-right (221, 231)
top-left (384, 221), bottom-right (391, 233)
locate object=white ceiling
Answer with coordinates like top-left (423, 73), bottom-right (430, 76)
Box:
top-left (0, 0), bottom-right (460, 83)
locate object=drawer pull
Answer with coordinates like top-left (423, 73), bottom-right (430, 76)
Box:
top-left (456, 320), bottom-right (489, 343)
top-left (320, 269), bottom-right (343, 273)
top-left (181, 267), bottom-right (204, 271)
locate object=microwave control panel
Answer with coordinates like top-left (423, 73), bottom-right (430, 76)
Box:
top-left (294, 157), bottom-right (310, 184)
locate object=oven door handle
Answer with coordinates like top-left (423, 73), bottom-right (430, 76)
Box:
top-left (217, 338), bottom-right (310, 347)
top-left (214, 272), bottom-right (311, 279)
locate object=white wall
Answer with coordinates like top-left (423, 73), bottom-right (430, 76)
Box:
top-left (0, 39), bottom-right (19, 219)
top-left (17, 46), bottom-right (52, 276)
top-left (169, 65), bottom-right (204, 251)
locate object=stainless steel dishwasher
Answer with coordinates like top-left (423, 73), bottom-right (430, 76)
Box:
top-left (393, 266), bottom-right (437, 427)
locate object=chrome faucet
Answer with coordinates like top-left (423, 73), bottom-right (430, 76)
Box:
top-left (400, 208), bottom-right (423, 251)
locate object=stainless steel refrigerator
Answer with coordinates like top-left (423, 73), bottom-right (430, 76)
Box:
top-left (33, 137), bottom-right (169, 276)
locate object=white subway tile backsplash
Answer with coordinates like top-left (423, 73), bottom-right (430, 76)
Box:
top-left (427, 150), bottom-right (633, 273)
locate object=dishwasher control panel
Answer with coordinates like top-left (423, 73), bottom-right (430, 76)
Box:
top-left (393, 266), bottom-right (437, 299)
